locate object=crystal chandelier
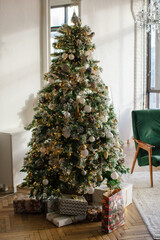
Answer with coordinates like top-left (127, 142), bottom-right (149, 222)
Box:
top-left (136, 0), bottom-right (160, 33)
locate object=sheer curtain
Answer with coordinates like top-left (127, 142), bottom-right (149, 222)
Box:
top-left (131, 0), bottom-right (148, 110)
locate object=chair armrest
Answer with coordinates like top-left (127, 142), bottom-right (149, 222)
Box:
top-left (133, 138), bottom-right (155, 152)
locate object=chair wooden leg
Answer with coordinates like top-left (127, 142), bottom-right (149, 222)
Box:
top-left (149, 148), bottom-right (153, 187)
top-left (131, 145), bottom-right (140, 174)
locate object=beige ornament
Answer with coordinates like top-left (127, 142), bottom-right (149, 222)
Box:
top-left (80, 144), bottom-right (87, 150)
top-left (111, 172), bottom-right (119, 180)
top-left (104, 151), bottom-right (108, 159)
top-left (97, 175), bottom-right (103, 181)
top-left (67, 152), bottom-right (72, 157)
top-left (81, 149), bottom-right (89, 157)
top-left (62, 53), bottom-right (68, 59)
top-left (84, 105), bottom-right (92, 113)
top-left (42, 179), bottom-right (49, 185)
top-left (69, 53), bottom-right (75, 60)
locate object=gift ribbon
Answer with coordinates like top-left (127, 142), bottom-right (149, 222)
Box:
top-left (71, 195), bottom-right (83, 202)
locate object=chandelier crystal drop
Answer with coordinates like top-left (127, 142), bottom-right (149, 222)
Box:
top-left (136, 0), bottom-right (160, 33)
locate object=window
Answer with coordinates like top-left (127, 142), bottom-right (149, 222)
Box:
top-left (147, 12), bottom-right (160, 108)
top-left (50, 4), bottom-right (79, 55)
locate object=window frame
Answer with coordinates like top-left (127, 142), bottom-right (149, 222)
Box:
top-left (50, 3), bottom-right (80, 56)
top-left (50, 3), bottom-right (80, 32)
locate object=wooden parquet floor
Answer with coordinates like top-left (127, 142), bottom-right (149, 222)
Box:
top-left (0, 141), bottom-right (155, 240)
top-left (0, 192), bottom-right (153, 240)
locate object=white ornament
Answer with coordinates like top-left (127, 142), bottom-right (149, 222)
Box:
top-left (49, 78), bottom-right (54, 84)
top-left (84, 105), bottom-right (92, 113)
top-left (63, 131), bottom-right (71, 138)
top-left (76, 95), bottom-right (81, 101)
top-left (111, 172), bottom-right (119, 180)
top-left (101, 116), bottom-right (108, 123)
top-left (82, 170), bottom-right (87, 176)
top-left (42, 179), bottom-right (49, 185)
top-left (62, 53), bottom-right (68, 59)
top-left (89, 136), bottom-right (95, 142)
top-left (63, 127), bottom-right (71, 138)
top-left (107, 132), bottom-right (113, 138)
top-left (76, 39), bottom-right (82, 46)
top-left (85, 50), bottom-right (92, 57)
top-left (81, 149), bottom-right (89, 157)
top-left (40, 147), bottom-right (46, 154)
top-left (87, 186), bottom-right (95, 194)
top-left (48, 104), bottom-right (54, 110)
top-left (64, 111), bottom-right (71, 118)
top-left (79, 97), bottom-right (85, 104)
top-left (69, 53), bottom-right (75, 60)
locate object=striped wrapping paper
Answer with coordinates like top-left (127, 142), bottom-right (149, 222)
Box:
top-left (101, 189), bottom-right (125, 233)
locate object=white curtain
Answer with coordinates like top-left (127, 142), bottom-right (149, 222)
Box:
top-left (131, 0), bottom-right (148, 110)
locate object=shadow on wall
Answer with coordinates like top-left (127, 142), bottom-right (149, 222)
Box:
top-left (18, 94), bottom-right (38, 128)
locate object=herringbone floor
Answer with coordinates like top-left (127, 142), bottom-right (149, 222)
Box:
top-left (0, 140), bottom-right (155, 240)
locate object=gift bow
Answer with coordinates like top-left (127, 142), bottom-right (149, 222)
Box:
top-left (71, 195), bottom-right (84, 202)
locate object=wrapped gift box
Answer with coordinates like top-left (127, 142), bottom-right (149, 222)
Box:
top-left (43, 198), bottom-right (59, 213)
top-left (101, 189), bottom-right (125, 233)
top-left (87, 205), bottom-right (102, 222)
top-left (46, 212), bottom-right (86, 227)
top-left (13, 195), bottom-right (42, 213)
top-left (84, 194), bottom-right (93, 204)
top-left (92, 185), bottom-right (109, 205)
top-left (59, 194), bottom-right (88, 216)
top-left (121, 183), bottom-right (132, 207)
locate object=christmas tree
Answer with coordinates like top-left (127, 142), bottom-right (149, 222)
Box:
top-left (21, 13), bottom-right (129, 199)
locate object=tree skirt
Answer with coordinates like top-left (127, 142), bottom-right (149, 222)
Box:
top-left (122, 172), bottom-right (160, 239)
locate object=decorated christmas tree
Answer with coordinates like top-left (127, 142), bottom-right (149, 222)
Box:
top-left (21, 13), bottom-right (129, 199)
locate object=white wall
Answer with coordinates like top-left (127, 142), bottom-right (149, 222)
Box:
top-left (0, 0), bottom-right (134, 139)
top-left (0, 0), bottom-right (41, 131)
top-left (81, 0), bottom-right (134, 140)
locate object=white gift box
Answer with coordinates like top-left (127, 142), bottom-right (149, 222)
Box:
top-left (46, 212), bottom-right (86, 227)
top-left (92, 185), bottom-right (109, 205)
top-left (93, 183), bottom-right (132, 208)
top-left (121, 183), bottom-right (133, 207)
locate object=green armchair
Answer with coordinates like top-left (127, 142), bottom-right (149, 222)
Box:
top-left (131, 109), bottom-right (160, 187)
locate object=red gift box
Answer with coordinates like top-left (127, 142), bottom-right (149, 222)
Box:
top-left (13, 196), bottom-right (42, 213)
top-left (101, 189), bottom-right (125, 233)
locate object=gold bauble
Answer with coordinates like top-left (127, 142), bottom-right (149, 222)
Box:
top-left (113, 118), bottom-right (118, 123)
top-left (88, 181), bottom-right (92, 186)
top-left (48, 167), bottom-right (52, 171)
top-left (28, 172), bottom-right (32, 177)
top-left (33, 182), bottom-right (38, 187)
top-left (97, 175), bottom-right (103, 181)
top-left (93, 65), bottom-right (98, 71)
top-left (59, 175), bottom-right (64, 181)
top-left (80, 144), bottom-right (87, 150)
top-left (45, 93), bottom-right (50, 99)
top-left (67, 152), bottom-right (72, 157)
top-left (119, 147), bottom-right (123, 152)
top-left (104, 151), bottom-right (108, 159)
